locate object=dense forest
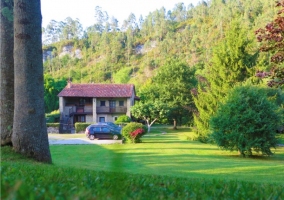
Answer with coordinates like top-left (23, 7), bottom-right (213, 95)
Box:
top-left (43, 0), bottom-right (283, 141)
top-left (43, 0), bottom-right (275, 85)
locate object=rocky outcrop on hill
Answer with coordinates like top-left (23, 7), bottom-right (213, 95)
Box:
top-left (43, 44), bottom-right (82, 62)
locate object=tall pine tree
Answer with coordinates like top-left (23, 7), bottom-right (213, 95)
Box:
top-left (192, 19), bottom-right (257, 142)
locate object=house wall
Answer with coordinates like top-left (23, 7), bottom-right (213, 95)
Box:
top-left (59, 97), bottom-right (65, 117)
top-left (126, 98), bottom-right (131, 117)
top-left (86, 115), bottom-right (93, 123)
top-left (94, 98), bottom-right (130, 123)
top-left (95, 114), bottom-right (124, 123)
top-left (93, 97), bottom-right (97, 122)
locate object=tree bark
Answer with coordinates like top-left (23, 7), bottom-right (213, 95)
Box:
top-left (0, 0), bottom-right (14, 146)
top-left (12, 0), bottom-right (52, 163)
top-left (173, 119), bottom-right (177, 130)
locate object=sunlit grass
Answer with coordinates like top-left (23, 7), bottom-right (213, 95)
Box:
top-left (49, 128), bottom-right (284, 184)
top-left (2, 128), bottom-right (284, 199)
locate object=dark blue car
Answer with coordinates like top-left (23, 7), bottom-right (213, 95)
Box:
top-left (85, 124), bottom-right (122, 140)
top-left (96, 122), bottom-right (122, 133)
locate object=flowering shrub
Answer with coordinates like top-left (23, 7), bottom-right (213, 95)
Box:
top-left (130, 128), bottom-right (145, 142)
top-left (122, 122), bottom-right (147, 143)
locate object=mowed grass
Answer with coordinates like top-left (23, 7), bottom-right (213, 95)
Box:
top-left (50, 128), bottom-right (284, 184)
top-left (1, 128), bottom-right (284, 199)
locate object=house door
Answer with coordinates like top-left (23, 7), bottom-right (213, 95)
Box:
top-left (99, 117), bottom-right (105, 122)
top-left (109, 100), bottom-right (116, 113)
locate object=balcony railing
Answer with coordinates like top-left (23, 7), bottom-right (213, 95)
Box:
top-left (66, 105), bottom-right (127, 116)
top-left (68, 105), bottom-right (93, 116)
top-left (96, 106), bottom-right (127, 113)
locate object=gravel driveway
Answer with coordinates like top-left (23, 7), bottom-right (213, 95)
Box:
top-left (48, 136), bottom-right (122, 145)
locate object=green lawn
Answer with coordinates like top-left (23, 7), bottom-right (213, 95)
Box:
top-left (50, 128), bottom-right (284, 183)
top-left (1, 128), bottom-right (284, 199)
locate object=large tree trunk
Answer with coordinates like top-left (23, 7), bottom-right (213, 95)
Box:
top-left (12, 0), bottom-right (52, 163)
top-left (0, 0), bottom-right (14, 146)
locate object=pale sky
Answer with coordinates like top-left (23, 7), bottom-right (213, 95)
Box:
top-left (41, 0), bottom-right (200, 29)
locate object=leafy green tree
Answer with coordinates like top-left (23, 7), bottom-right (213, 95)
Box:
top-left (94, 6), bottom-right (108, 33)
top-left (43, 17), bottom-right (83, 43)
top-left (61, 17), bottom-right (83, 40)
top-left (115, 115), bottom-right (131, 124)
top-left (193, 19), bottom-right (257, 142)
top-left (152, 58), bottom-right (197, 128)
top-left (113, 67), bottom-right (131, 83)
top-left (171, 3), bottom-right (187, 22)
top-left (110, 17), bottom-right (119, 32)
top-left (131, 101), bottom-right (168, 132)
top-left (44, 75), bottom-right (66, 113)
top-left (210, 85), bottom-right (282, 157)
top-left (43, 20), bottom-right (61, 44)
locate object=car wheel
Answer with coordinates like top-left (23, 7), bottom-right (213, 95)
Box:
top-left (89, 135), bottom-right (95, 140)
top-left (113, 135), bottom-right (119, 140)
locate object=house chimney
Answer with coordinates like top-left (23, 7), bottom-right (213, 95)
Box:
top-left (67, 79), bottom-right (72, 88)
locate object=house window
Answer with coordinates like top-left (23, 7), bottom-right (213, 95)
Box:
top-left (119, 101), bottom-right (124, 106)
top-left (99, 117), bottom-right (105, 122)
top-left (109, 100), bottom-right (116, 108)
top-left (100, 101), bottom-right (106, 106)
top-left (79, 98), bottom-right (85, 105)
top-left (85, 98), bottom-right (92, 103)
top-left (76, 115), bottom-right (85, 122)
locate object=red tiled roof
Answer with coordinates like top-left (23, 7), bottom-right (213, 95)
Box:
top-left (58, 83), bottom-right (135, 98)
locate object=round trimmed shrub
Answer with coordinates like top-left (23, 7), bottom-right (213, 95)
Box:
top-left (210, 85), bottom-right (282, 157)
top-left (122, 122), bottom-right (147, 143)
top-left (115, 115), bottom-right (131, 126)
top-left (75, 123), bottom-right (91, 133)
top-left (116, 115), bottom-right (131, 122)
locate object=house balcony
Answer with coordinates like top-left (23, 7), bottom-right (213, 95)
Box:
top-left (69, 105), bottom-right (93, 116)
top-left (96, 106), bottom-right (127, 114)
top-left (66, 105), bottom-right (127, 116)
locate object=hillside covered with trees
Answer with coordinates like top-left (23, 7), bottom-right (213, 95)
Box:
top-left (43, 0), bottom-right (275, 86)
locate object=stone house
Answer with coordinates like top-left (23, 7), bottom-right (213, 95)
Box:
top-left (57, 82), bottom-right (139, 132)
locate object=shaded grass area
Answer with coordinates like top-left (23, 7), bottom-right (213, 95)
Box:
top-left (1, 147), bottom-right (284, 200)
top-left (1, 128), bottom-right (284, 199)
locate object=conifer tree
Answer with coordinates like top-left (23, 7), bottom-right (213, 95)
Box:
top-left (192, 19), bottom-right (257, 142)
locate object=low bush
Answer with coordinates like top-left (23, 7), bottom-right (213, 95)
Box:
top-left (46, 123), bottom-right (60, 128)
top-left (122, 122), bottom-right (147, 143)
top-left (45, 110), bottom-right (60, 123)
top-left (115, 115), bottom-right (131, 125)
top-left (75, 122), bottom-right (91, 133)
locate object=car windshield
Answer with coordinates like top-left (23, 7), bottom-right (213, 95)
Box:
top-left (97, 122), bottom-right (120, 129)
